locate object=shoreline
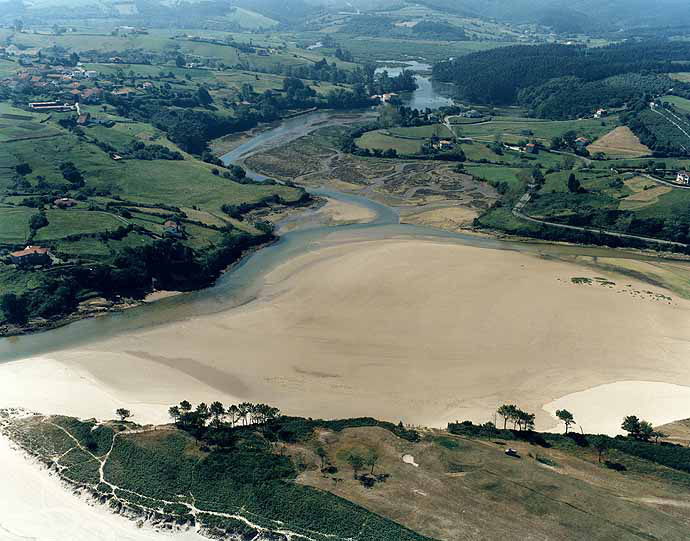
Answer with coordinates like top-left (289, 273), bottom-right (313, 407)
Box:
top-left (4, 236), bottom-right (688, 435)
top-left (3, 205), bottom-right (688, 339)
top-left (0, 411), bottom-right (205, 541)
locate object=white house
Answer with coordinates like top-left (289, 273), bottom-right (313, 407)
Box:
top-left (676, 171), bottom-right (690, 185)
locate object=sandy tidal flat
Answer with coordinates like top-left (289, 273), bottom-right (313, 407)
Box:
top-left (4, 238), bottom-right (689, 434)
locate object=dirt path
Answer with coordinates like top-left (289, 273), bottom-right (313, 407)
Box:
top-left (19, 418), bottom-right (330, 541)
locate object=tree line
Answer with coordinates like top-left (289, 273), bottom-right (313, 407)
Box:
top-left (433, 41), bottom-right (690, 119)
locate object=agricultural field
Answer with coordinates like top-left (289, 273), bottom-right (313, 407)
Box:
top-left (587, 126), bottom-right (651, 158)
top-left (451, 116), bottom-right (618, 145)
top-left (356, 130), bottom-right (425, 155)
top-left (335, 36), bottom-right (512, 63)
top-left (0, 58), bottom-right (18, 77)
top-left (661, 94), bottom-right (690, 115)
top-left (0, 103), bottom-right (58, 142)
top-left (0, 95), bottom-right (306, 324)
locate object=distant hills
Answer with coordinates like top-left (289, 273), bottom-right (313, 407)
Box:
top-left (416, 0), bottom-right (690, 32)
top-left (3, 0), bottom-right (690, 33)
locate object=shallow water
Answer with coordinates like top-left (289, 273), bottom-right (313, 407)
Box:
top-left (0, 111), bottom-right (684, 362)
top-left (375, 60), bottom-right (456, 110)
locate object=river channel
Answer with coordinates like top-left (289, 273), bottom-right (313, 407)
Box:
top-left (0, 108), bottom-right (683, 363)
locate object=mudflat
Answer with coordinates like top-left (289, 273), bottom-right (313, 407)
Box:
top-left (4, 237), bottom-right (689, 433)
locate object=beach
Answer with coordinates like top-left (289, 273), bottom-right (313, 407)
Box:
top-left (0, 432), bottom-right (204, 541)
top-left (3, 237), bottom-right (689, 434)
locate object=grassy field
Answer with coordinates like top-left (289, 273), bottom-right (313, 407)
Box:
top-left (661, 94), bottom-right (690, 115)
top-left (34, 210), bottom-right (126, 241)
top-left (0, 207), bottom-right (34, 243)
top-left (0, 94), bottom-right (306, 322)
top-left (387, 124), bottom-right (453, 138)
top-left (0, 58), bottom-right (18, 77)
top-left (453, 116), bottom-right (618, 145)
top-left (669, 72), bottom-right (690, 83)
top-left (356, 130), bottom-right (424, 155)
top-left (8, 413), bottom-right (690, 541)
top-left (587, 126), bottom-right (651, 158)
top-left (337, 36), bottom-right (511, 62)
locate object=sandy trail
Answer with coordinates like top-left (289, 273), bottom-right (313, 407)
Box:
top-left (4, 237), bottom-right (689, 435)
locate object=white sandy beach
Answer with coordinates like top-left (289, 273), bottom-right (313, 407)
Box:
top-left (3, 237), bottom-right (688, 434)
top-left (0, 434), bottom-right (204, 541)
top-left (543, 380), bottom-right (690, 435)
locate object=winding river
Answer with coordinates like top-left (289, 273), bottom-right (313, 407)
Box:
top-left (0, 110), bottom-right (685, 363)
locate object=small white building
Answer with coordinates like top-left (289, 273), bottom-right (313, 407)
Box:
top-left (676, 171), bottom-right (690, 185)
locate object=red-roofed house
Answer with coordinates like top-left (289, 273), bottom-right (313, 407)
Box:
top-left (10, 246), bottom-right (51, 266)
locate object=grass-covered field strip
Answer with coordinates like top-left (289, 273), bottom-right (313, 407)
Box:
top-left (34, 210), bottom-right (125, 241)
top-left (662, 94), bottom-right (690, 114)
top-left (0, 207), bottom-right (33, 243)
top-left (454, 116), bottom-right (617, 144)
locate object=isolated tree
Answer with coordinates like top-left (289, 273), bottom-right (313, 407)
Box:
top-left (497, 404), bottom-right (517, 430)
top-left (197, 86), bottom-right (213, 105)
top-left (556, 409), bottom-right (575, 434)
top-left (347, 453), bottom-right (365, 479)
top-left (621, 415), bottom-right (642, 439)
top-left (15, 163), bottom-right (31, 176)
top-left (30, 213), bottom-right (48, 230)
top-left (168, 405), bottom-right (181, 423)
top-left (592, 436), bottom-right (609, 463)
top-left (316, 446), bottom-right (328, 468)
top-left (366, 449), bottom-right (380, 475)
top-left (651, 430), bottom-right (668, 444)
top-left (531, 166), bottom-right (544, 185)
top-left (639, 420), bottom-right (654, 442)
top-left (209, 401), bottom-right (225, 427)
top-left (115, 408), bottom-right (132, 422)
top-left (567, 173), bottom-right (581, 193)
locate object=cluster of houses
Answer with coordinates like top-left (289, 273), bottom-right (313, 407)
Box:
top-left (594, 108), bottom-right (608, 119)
top-left (3, 65), bottom-right (106, 103)
top-left (2, 61), bottom-right (158, 111)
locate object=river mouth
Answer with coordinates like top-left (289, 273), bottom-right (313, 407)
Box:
top-left (1, 110), bottom-right (690, 436)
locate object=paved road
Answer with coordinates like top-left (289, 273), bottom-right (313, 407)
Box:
top-left (512, 192), bottom-right (687, 248)
top-left (641, 173), bottom-right (690, 190)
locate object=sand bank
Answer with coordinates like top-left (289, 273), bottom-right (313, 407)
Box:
top-left (278, 197), bottom-right (377, 232)
top-left (5, 238), bottom-right (688, 433)
top-left (543, 381), bottom-right (690, 435)
top-left (0, 355), bottom-right (241, 425)
top-left (0, 434), bottom-right (203, 541)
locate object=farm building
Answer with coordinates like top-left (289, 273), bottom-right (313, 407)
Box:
top-left (10, 246), bottom-right (51, 266)
top-left (163, 220), bottom-right (184, 238)
top-left (54, 197), bottom-right (78, 208)
top-left (29, 101), bottom-right (75, 111)
top-left (676, 171), bottom-right (690, 185)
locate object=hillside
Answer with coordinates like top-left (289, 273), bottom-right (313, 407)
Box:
top-left (4, 410), bottom-right (690, 540)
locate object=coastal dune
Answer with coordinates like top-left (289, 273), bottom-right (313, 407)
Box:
top-left (5, 237), bottom-right (689, 434)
